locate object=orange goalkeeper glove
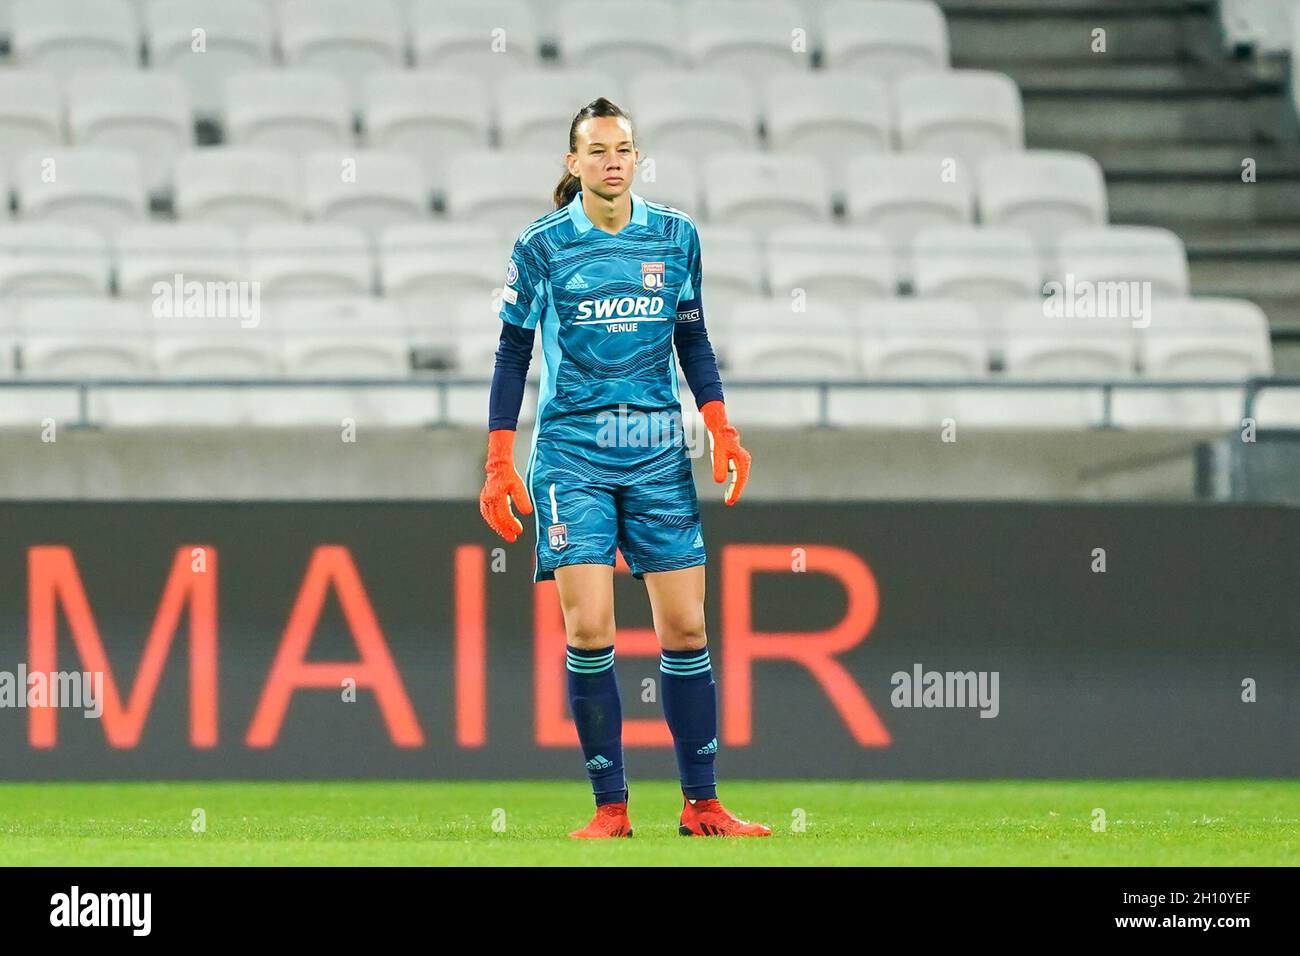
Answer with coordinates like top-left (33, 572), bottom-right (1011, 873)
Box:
top-left (700, 400), bottom-right (751, 506)
top-left (479, 429), bottom-right (533, 542)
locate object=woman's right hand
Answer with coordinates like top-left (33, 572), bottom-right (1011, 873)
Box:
top-left (479, 429), bottom-right (533, 543)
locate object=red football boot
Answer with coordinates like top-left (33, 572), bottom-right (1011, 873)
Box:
top-left (678, 796), bottom-right (772, 837)
top-left (569, 802), bottom-right (634, 839)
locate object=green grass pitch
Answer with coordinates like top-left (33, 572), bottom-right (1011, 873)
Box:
top-left (1, 780), bottom-right (1296, 866)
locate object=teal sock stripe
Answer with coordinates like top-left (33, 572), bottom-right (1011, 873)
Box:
top-left (660, 650), bottom-right (711, 676)
top-left (567, 649), bottom-right (615, 673)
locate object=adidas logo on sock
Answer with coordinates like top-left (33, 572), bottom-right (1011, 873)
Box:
top-left (564, 272), bottom-right (589, 290)
top-left (586, 754), bottom-right (613, 771)
top-left (696, 737), bottom-right (717, 756)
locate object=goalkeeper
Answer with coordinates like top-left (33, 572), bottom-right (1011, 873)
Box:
top-left (478, 97), bottom-right (770, 839)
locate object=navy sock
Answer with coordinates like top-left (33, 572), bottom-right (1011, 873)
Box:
top-left (566, 645), bottom-right (627, 807)
top-left (660, 647), bottom-right (718, 800)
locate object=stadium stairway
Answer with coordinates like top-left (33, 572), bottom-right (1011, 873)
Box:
top-left (943, 0), bottom-right (1300, 374)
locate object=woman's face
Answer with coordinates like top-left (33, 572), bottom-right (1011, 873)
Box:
top-left (567, 115), bottom-right (639, 202)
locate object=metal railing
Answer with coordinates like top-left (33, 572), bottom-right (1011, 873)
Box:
top-left (0, 375), bottom-right (1297, 429)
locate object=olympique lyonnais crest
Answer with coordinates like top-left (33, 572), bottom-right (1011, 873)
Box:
top-left (548, 523), bottom-right (568, 551)
top-left (641, 261), bottom-right (665, 289)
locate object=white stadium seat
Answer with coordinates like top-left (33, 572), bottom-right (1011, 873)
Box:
top-left (363, 72), bottom-right (491, 197)
top-left (495, 71), bottom-right (622, 151)
top-left (114, 222), bottom-right (245, 301)
top-left (987, 302), bottom-right (1135, 429)
top-left (911, 227), bottom-right (1042, 315)
top-left (766, 226), bottom-right (896, 302)
top-left (1113, 298), bottom-right (1274, 429)
top-left (1218, 0), bottom-right (1296, 55)
top-left (895, 70), bottom-right (1024, 167)
top-left (693, 226), bottom-right (765, 300)
top-left (453, 295), bottom-right (514, 372)
top-left (223, 71), bottom-right (353, 156)
top-left (262, 296), bottom-right (414, 386)
top-left (630, 152), bottom-right (702, 220)
top-left (19, 296), bottom-right (153, 378)
top-left (155, 332), bottom-right (281, 377)
top-left (12, 0), bottom-right (139, 71)
top-left (557, 0), bottom-right (685, 74)
top-left (628, 72), bottom-right (759, 153)
top-left (691, 226), bottom-right (765, 350)
top-left (133, 300), bottom-right (428, 427)
top-left (245, 223), bottom-right (374, 299)
top-left (1001, 308), bottom-right (1135, 379)
top-left (859, 300), bottom-right (989, 378)
top-left (725, 298), bottom-right (859, 425)
top-left (146, 0), bottom-right (275, 119)
top-left (283, 333), bottom-right (410, 378)
top-left (444, 150), bottom-right (560, 227)
top-left (14, 148), bottom-right (147, 236)
top-left (820, 0), bottom-right (949, 78)
top-left (702, 152), bottom-right (831, 234)
top-left (261, 297), bottom-right (409, 335)
top-left (303, 150), bottom-right (428, 237)
top-left (1253, 386), bottom-right (1300, 428)
top-left (1054, 225), bottom-right (1190, 301)
top-left (0, 224), bottom-right (111, 296)
top-left (275, 321), bottom-right (431, 426)
top-left (0, 72), bottom-right (64, 180)
top-left (1135, 299), bottom-right (1272, 379)
top-left (685, 0), bottom-right (810, 85)
top-left (66, 71), bottom-right (193, 193)
top-left (411, 0), bottom-right (539, 78)
top-left (765, 74), bottom-right (893, 182)
top-left (279, 0), bottom-right (407, 109)
top-left (977, 151), bottom-right (1109, 258)
top-left (844, 154), bottom-right (975, 274)
top-left (0, 373), bottom-right (86, 426)
top-left (379, 222), bottom-right (505, 346)
top-left (174, 148), bottom-right (301, 227)
top-left (443, 295), bottom-right (540, 426)
top-left (829, 300), bottom-right (988, 428)
top-left (451, 295), bottom-right (540, 379)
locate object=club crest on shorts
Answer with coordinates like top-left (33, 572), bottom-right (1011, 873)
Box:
top-left (548, 523), bottom-right (568, 551)
top-left (641, 261), bottom-right (665, 289)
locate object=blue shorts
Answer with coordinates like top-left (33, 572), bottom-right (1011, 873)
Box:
top-left (527, 466), bottom-right (706, 583)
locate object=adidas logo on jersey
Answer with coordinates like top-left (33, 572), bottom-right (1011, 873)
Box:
top-left (564, 272), bottom-right (589, 290)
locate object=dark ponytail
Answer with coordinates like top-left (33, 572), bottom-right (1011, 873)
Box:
top-left (553, 96), bottom-right (635, 209)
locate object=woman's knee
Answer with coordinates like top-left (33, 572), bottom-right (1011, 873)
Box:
top-left (658, 616), bottom-right (707, 652)
top-left (564, 613), bottom-right (615, 649)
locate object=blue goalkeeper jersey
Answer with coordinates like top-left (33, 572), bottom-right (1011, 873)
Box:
top-left (498, 190), bottom-right (709, 486)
